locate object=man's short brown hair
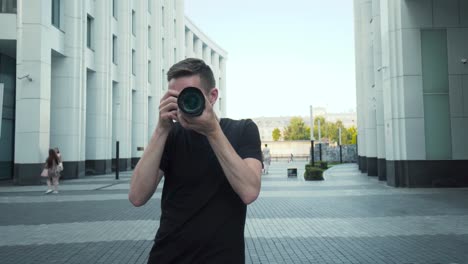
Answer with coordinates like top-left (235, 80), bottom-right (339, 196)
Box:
top-left (167, 58), bottom-right (216, 92)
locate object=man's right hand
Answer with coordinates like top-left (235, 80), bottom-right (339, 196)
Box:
top-left (157, 89), bottom-right (180, 132)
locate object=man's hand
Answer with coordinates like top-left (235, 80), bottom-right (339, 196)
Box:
top-left (157, 89), bottom-right (180, 132)
top-left (177, 92), bottom-right (219, 137)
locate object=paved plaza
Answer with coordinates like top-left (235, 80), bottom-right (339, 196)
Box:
top-left (1, 162), bottom-right (468, 264)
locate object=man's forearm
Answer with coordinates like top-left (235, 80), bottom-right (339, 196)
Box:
top-left (129, 127), bottom-right (169, 207)
top-left (207, 127), bottom-right (261, 205)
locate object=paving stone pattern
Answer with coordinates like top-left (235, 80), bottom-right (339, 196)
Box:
top-left (1, 163), bottom-right (467, 263)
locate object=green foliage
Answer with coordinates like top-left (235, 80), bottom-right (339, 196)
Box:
top-left (283, 116), bottom-right (311, 140)
top-left (304, 164), bottom-right (324, 181)
top-left (313, 116), bottom-right (357, 145)
top-left (272, 128), bottom-right (281, 141)
top-left (312, 161), bottom-right (328, 169)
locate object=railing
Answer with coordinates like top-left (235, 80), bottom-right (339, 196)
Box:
top-left (271, 155), bottom-right (310, 162)
top-left (0, 0), bottom-right (16, 14)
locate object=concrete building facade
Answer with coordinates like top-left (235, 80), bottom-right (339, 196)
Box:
top-left (0, 0), bottom-right (227, 184)
top-left (354, 0), bottom-right (468, 187)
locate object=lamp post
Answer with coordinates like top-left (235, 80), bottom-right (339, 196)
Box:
top-left (339, 127), bottom-right (342, 163)
top-left (310, 105), bottom-right (315, 166)
top-left (318, 119), bottom-right (322, 161)
top-left (115, 100), bottom-right (120, 180)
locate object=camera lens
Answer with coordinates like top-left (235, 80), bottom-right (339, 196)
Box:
top-left (177, 87), bottom-right (205, 117)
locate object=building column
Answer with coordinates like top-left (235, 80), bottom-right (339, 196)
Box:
top-left (86, 0), bottom-right (113, 174)
top-left (372, 0), bottom-right (386, 180)
top-left (354, 0), bottom-right (368, 173)
top-left (361, 0), bottom-right (378, 176)
top-left (131, 0), bottom-right (149, 167)
top-left (194, 38), bottom-right (203, 59)
top-left (50, 0), bottom-right (86, 179)
top-left (219, 57), bottom-right (227, 117)
top-left (185, 30), bottom-right (194, 58)
top-left (14, 0), bottom-right (52, 185)
top-left (115, 0), bottom-right (132, 171)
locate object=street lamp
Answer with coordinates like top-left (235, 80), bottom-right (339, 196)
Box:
top-left (339, 127), bottom-right (342, 163)
top-left (318, 118), bottom-right (322, 161)
top-left (310, 105), bottom-right (315, 166)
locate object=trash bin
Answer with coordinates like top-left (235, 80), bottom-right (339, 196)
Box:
top-left (287, 168), bottom-right (297, 177)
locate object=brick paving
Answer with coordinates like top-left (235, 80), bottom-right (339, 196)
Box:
top-left (1, 162), bottom-right (468, 263)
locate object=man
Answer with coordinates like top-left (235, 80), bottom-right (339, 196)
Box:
top-left (129, 58), bottom-right (263, 263)
top-left (262, 144), bottom-right (271, 174)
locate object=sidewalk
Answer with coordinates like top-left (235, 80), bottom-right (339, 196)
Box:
top-left (1, 162), bottom-right (468, 263)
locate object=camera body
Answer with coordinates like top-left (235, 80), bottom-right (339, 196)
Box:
top-left (177, 87), bottom-right (205, 117)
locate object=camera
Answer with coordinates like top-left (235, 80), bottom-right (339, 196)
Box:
top-left (177, 87), bottom-right (205, 117)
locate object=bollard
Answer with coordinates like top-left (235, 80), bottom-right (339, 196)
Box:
top-left (115, 141), bottom-right (120, 180)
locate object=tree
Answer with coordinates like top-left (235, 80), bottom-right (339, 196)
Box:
top-left (312, 116), bottom-right (357, 145)
top-left (348, 126), bottom-right (357, 144)
top-left (272, 128), bottom-right (281, 141)
top-left (283, 117), bottom-right (311, 140)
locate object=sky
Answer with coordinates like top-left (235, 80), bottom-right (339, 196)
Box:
top-left (184, 0), bottom-right (356, 119)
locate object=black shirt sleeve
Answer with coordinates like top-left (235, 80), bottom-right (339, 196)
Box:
top-left (236, 119), bottom-right (262, 162)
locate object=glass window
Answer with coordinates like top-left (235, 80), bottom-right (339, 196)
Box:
top-left (421, 29), bottom-right (452, 159)
top-left (112, 0), bottom-right (117, 19)
top-left (0, 0), bottom-right (17, 13)
top-left (112, 35), bottom-right (117, 64)
top-left (162, 38), bottom-right (165, 59)
top-left (148, 26), bottom-right (151, 48)
top-left (148, 61), bottom-right (152, 83)
top-left (162, 69), bottom-right (165, 90)
top-left (51, 0), bottom-right (60, 28)
top-left (161, 6), bottom-right (165, 27)
top-left (132, 10), bottom-right (136, 36)
top-left (132, 50), bottom-right (136, 75)
top-left (148, 0), bottom-right (151, 13)
top-left (87, 16), bottom-right (94, 49)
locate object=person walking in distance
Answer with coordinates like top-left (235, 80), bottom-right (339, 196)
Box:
top-left (54, 147), bottom-right (63, 177)
top-left (262, 144), bottom-right (271, 174)
top-left (44, 149), bottom-right (60, 194)
top-left (129, 58), bottom-right (263, 263)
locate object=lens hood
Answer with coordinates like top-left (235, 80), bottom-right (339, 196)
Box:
top-left (177, 87), bottom-right (205, 117)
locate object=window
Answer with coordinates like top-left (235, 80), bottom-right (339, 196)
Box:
top-left (162, 38), bottom-right (165, 59)
top-left (147, 0), bottom-right (151, 13)
top-left (112, 0), bottom-right (117, 19)
top-left (162, 69), bottom-right (165, 90)
top-left (132, 49), bottom-right (136, 75)
top-left (161, 6), bottom-right (165, 27)
top-left (132, 10), bottom-right (136, 36)
top-left (112, 35), bottom-right (117, 64)
top-left (87, 16), bottom-right (94, 49)
top-left (0, 0), bottom-right (17, 13)
top-left (174, 48), bottom-right (177, 64)
top-left (148, 26), bottom-right (151, 48)
top-left (148, 61), bottom-right (152, 83)
top-left (51, 0), bottom-right (60, 28)
top-left (173, 19), bottom-right (176, 38)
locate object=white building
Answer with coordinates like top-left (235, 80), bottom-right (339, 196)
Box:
top-left (354, 0), bottom-right (468, 187)
top-left (0, 0), bottom-right (227, 184)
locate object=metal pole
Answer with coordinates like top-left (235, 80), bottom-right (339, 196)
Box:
top-left (319, 142), bottom-right (322, 161)
top-left (116, 141), bottom-right (120, 180)
top-left (340, 145), bottom-right (343, 163)
top-left (309, 105), bottom-right (315, 166)
top-left (339, 127), bottom-right (342, 163)
top-left (311, 140), bottom-right (315, 166)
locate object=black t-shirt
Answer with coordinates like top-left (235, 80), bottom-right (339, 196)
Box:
top-left (148, 118), bottom-right (262, 264)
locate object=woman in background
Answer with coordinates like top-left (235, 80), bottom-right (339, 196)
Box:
top-left (44, 149), bottom-right (60, 194)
